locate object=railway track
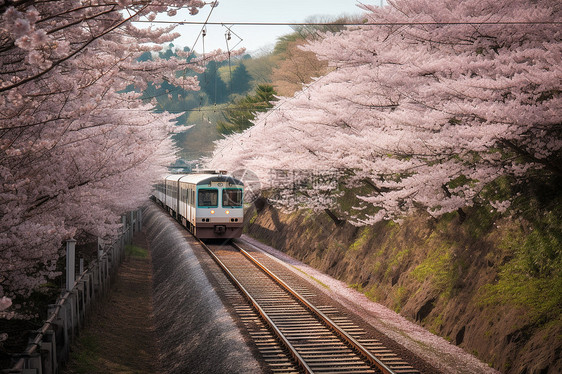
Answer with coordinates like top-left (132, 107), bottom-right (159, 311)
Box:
top-left (201, 239), bottom-right (420, 374)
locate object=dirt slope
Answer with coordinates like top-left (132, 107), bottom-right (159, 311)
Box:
top-left (244, 202), bottom-right (561, 374)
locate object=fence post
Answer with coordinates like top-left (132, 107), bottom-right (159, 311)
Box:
top-left (121, 215), bottom-right (127, 248)
top-left (97, 237), bottom-right (103, 260)
top-left (91, 262), bottom-right (99, 300)
top-left (60, 303), bottom-right (70, 362)
top-left (98, 256), bottom-right (105, 297)
top-left (102, 256), bottom-right (109, 295)
top-left (65, 239), bottom-right (76, 291)
top-left (76, 281), bottom-right (85, 327)
top-left (6, 210), bottom-right (139, 374)
top-left (96, 237), bottom-right (104, 297)
top-left (129, 211), bottom-right (134, 243)
top-left (137, 208), bottom-right (142, 232)
top-left (68, 292), bottom-right (76, 344)
top-left (22, 352), bottom-right (41, 374)
top-left (47, 305), bottom-right (63, 364)
top-left (41, 329), bottom-right (56, 374)
top-left (83, 274), bottom-right (92, 311)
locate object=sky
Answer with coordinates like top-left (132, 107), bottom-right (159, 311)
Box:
top-left (149, 0), bottom-right (381, 54)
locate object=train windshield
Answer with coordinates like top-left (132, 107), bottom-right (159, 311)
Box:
top-left (198, 189), bottom-right (218, 207)
top-left (222, 188), bottom-right (243, 207)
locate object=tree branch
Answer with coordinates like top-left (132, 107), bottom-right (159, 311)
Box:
top-left (499, 138), bottom-right (562, 177)
top-left (0, 4), bottom-right (147, 94)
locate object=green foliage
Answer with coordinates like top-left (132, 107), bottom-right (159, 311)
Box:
top-left (334, 178), bottom-right (379, 222)
top-left (248, 210), bottom-right (258, 225)
top-left (200, 60), bottom-right (229, 104)
top-left (125, 245), bottom-right (148, 259)
top-left (229, 62), bottom-right (252, 95)
top-left (174, 103), bottom-right (227, 161)
top-left (429, 312), bottom-right (444, 334)
top-left (67, 333), bottom-right (103, 373)
top-left (292, 266), bottom-right (330, 289)
top-left (216, 85), bottom-right (277, 135)
top-left (392, 286), bottom-right (408, 313)
top-left (350, 282), bottom-right (382, 302)
top-left (122, 39), bottom-right (278, 163)
top-left (412, 238), bottom-right (457, 298)
top-left (349, 227), bottom-right (372, 251)
top-left (137, 51), bottom-right (153, 62)
top-left (481, 210), bottom-right (562, 324)
top-left (478, 176), bottom-right (562, 324)
top-left (242, 53), bottom-right (277, 86)
top-left (464, 205), bottom-right (498, 239)
top-left (385, 248), bottom-right (411, 276)
top-left (273, 16), bottom-right (351, 54)
top-left (446, 174), bottom-right (475, 189)
top-left (365, 284), bottom-right (382, 302)
top-left (273, 33), bottom-right (303, 54)
top-left (159, 43), bottom-right (175, 60)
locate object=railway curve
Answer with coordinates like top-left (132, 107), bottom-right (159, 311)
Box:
top-left (201, 239), bottom-right (420, 374)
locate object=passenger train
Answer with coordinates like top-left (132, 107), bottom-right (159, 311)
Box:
top-left (154, 171), bottom-right (244, 239)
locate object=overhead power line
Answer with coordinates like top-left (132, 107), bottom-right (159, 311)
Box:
top-left (134, 20), bottom-right (562, 26)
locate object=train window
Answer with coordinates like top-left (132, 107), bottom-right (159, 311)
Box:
top-left (198, 189), bottom-right (218, 207)
top-left (222, 188), bottom-right (243, 207)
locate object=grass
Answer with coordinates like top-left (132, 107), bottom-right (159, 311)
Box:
top-left (365, 284), bottom-right (382, 303)
top-left (64, 329), bottom-right (152, 374)
top-left (249, 210), bottom-right (258, 225)
top-left (349, 226), bottom-right (372, 251)
top-left (392, 285), bottom-right (408, 313)
top-left (479, 180), bottom-right (562, 326)
top-left (412, 237), bottom-right (457, 298)
top-left (65, 333), bottom-right (102, 373)
top-left (125, 245), bottom-right (148, 259)
top-left (429, 312), bottom-right (444, 335)
top-left (480, 217), bottom-right (562, 325)
top-left (292, 265), bottom-right (330, 289)
top-left (384, 247), bottom-right (411, 280)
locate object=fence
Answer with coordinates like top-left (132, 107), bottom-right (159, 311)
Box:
top-left (2, 209), bottom-right (143, 374)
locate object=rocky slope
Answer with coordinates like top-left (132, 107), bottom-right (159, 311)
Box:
top-left (243, 199), bottom-right (561, 374)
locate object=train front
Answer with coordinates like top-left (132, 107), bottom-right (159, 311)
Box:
top-left (195, 175), bottom-right (244, 239)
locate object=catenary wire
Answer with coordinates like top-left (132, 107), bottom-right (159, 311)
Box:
top-left (134, 16), bottom-right (561, 124)
top-left (134, 20), bottom-right (562, 26)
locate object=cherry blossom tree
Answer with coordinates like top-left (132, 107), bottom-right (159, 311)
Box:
top-left (208, 0), bottom-right (561, 224)
top-left (0, 1), bottom-right (237, 302)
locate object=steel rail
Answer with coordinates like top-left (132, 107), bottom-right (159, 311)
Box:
top-left (197, 239), bottom-right (313, 374)
top-left (232, 241), bottom-right (397, 374)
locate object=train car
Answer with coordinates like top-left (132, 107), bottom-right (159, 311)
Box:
top-left (155, 171), bottom-right (244, 239)
top-left (164, 174), bottom-right (183, 216)
top-left (154, 177), bottom-right (168, 207)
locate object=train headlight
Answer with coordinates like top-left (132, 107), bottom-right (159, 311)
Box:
top-left (210, 210), bottom-right (215, 214)
top-left (225, 210), bottom-right (230, 215)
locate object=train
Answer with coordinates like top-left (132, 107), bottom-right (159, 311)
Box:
top-left (154, 171), bottom-right (244, 239)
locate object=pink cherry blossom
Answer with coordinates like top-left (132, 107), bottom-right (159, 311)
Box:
top-left (0, 297), bottom-right (11, 312)
top-left (207, 0), bottom-right (561, 225)
top-left (0, 1), bottom-right (234, 299)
